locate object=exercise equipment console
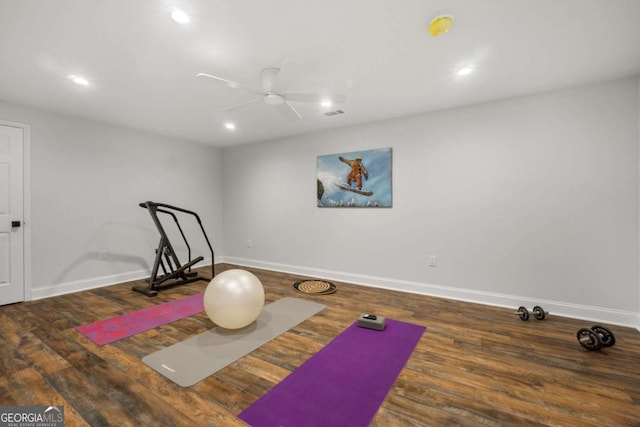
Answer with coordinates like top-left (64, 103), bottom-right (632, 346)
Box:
top-left (133, 201), bottom-right (214, 296)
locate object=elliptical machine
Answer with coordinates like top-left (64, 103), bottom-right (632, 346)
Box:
top-left (133, 201), bottom-right (214, 296)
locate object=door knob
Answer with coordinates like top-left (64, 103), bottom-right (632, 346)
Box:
top-left (11, 220), bottom-right (21, 228)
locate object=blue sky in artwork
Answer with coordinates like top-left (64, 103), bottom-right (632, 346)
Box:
top-left (317, 148), bottom-right (392, 207)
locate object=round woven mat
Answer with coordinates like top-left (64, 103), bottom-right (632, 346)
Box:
top-left (292, 280), bottom-right (337, 295)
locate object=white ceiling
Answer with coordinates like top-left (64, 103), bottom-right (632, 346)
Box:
top-left (1, 0), bottom-right (639, 147)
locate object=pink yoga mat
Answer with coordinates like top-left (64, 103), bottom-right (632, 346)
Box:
top-left (76, 293), bottom-right (204, 345)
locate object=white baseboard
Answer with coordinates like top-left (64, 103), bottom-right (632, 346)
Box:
top-left (30, 257), bottom-right (216, 300)
top-left (31, 269), bottom-right (150, 300)
top-left (29, 255), bottom-right (639, 331)
top-left (222, 256), bottom-right (640, 330)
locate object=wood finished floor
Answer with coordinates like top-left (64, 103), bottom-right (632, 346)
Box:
top-left (1, 263), bottom-right (639, 426)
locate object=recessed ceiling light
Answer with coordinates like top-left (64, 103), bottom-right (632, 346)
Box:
top-left (224, 122), bottom-right (236, 130)
top-left (457, 66), bottom-right (473, 76)
top-left (320, 99), bottom-right (332, 108)
top-left (171, 8), bottom-right (189, 24)
top-left (68, 75), bottom-right (89, 86)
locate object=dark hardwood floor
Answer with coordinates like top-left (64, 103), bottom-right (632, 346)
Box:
top-left (1, 263), bottom-right (639, 426)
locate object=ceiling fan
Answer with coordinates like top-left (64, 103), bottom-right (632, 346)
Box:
top-left (196, 59), bottom-right (346, 121)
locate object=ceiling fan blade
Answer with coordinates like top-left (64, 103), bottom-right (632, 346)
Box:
top-left (285, 93), bottom-right (347, 104)
top-left (220, 98), bottom-right (260, 112)
top-left (196, 73), bottom-right (264, 95)
top-left (276, 102), bottom-right (302, 121)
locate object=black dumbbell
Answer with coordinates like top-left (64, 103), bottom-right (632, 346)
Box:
top-left (514, 305), bottom-right (548, 321)
top-left (577, 325), bottom-right (616, 351)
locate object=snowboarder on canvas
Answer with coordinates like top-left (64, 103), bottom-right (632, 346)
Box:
top-left (337, 155), bottom-right (373, 196)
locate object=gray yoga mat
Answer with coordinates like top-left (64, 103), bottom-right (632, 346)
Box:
top-left (142, 297), bottom-right (326, 387)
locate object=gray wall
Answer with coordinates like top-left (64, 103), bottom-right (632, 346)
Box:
top-left (0, 101), bottom-right (223, 298)
top-left (222, 77), bottom-right (640, 327)
top-left (1, 76), bottom-right (638, 327)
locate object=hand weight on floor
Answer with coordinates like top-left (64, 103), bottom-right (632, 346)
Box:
top-left (514, 305), bottom-right (548, 321)
top-left (577, 325), bottom-right (616, 351)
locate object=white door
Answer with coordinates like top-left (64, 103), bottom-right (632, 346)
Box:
top-left (0, 124), bottom-right (24, 305)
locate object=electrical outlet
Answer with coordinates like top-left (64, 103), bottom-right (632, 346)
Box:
top-left (428, 255), bottom-right (437, 267)
top-left (247, 239), bottom-right (253, 248)
top-left (99, 250), bottom-right (108, 261)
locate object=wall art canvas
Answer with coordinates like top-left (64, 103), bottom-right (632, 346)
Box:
top-left (317, 148), bottom-right (392, 207)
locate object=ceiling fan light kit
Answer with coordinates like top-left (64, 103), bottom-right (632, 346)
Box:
top-left (264, 93), bottom-right (285, 105)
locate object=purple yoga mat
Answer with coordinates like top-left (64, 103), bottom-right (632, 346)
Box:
top-left (238, 318), bottom-right (425, 427)
top-left (76, 293), bottom-right (204, 345)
